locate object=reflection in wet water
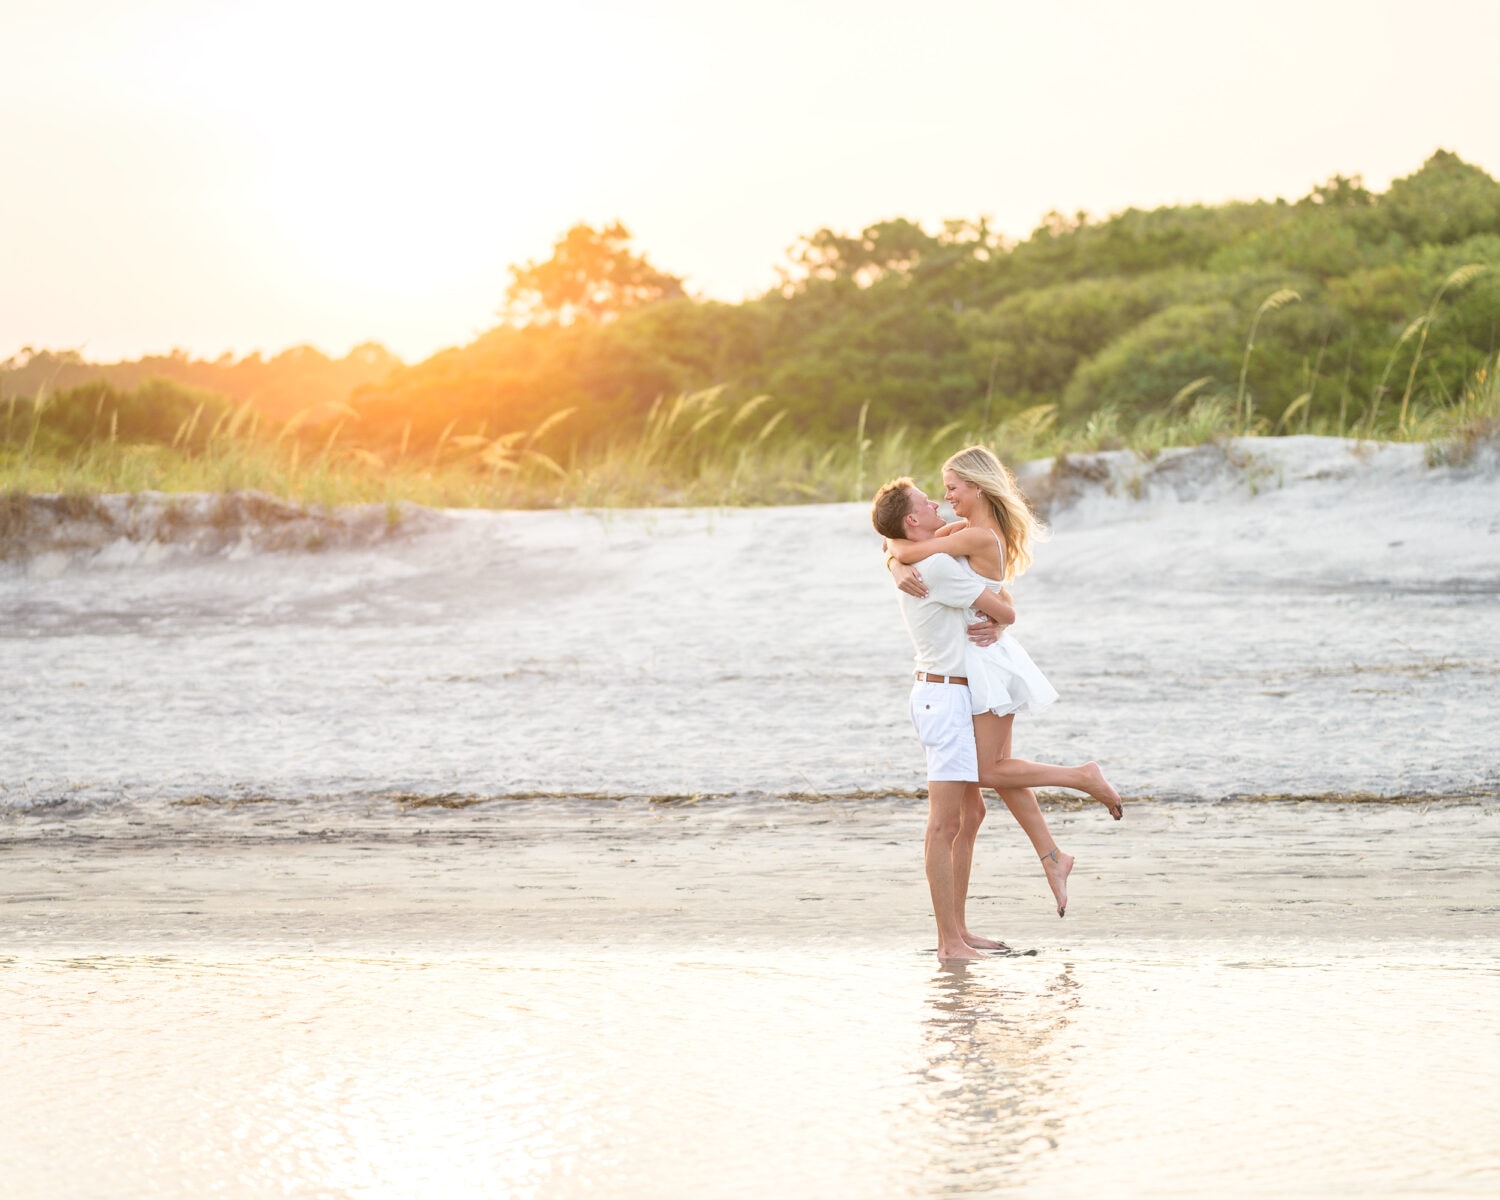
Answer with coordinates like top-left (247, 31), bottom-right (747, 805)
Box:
top-left (920, 962), bottom-right (1078, 1193)
top-left (3, 947), bottom-right (1500, 1198)
top-left (4, 797), bottom-right (1500, 1198)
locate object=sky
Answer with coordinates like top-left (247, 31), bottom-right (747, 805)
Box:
top-left (4, 0), bottom-right (1499, 365)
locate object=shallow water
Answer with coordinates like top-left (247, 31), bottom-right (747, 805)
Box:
top-left (8, 945), bottom-right (1498, 1199)
top-left (5, 799), bottom-right (1500, 1197)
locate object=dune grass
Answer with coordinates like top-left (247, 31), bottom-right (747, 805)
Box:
top-left (3, 351), bottom-right (1497, 511)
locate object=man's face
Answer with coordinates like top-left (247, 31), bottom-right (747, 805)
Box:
top-left (904, 487), bottom-right (945, 535)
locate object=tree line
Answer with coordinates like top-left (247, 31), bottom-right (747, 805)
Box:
top-left (6, 150), bottom-right (1499, 461)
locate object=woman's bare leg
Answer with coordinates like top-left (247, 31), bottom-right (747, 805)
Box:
top-left (974, 712), bottom-right (1075, 916)
top-left (972, 712), bottom-right (1123, 819)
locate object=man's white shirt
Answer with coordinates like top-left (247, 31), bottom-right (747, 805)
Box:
top-left (893, 553), bottom-right (986, 677)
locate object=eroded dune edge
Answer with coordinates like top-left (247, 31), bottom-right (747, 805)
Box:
top-left (4, 434), bottom-right (1495, 568)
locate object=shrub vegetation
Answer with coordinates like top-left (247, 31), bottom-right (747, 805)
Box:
top-left (4, 150), bottom-right (1499, 507)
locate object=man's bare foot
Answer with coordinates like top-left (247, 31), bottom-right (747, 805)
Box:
top-left (1041, 847), bottom-right (1074, 917)
top-left (936, 940), bottom-right (986, 962)
top-left (1080, 761), bottom-right (1123, 820)
top-left (962, 932), bottom-right (1011, 952)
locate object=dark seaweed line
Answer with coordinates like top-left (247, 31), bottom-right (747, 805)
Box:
top-left (4, 786), bottom-right (1496, 823)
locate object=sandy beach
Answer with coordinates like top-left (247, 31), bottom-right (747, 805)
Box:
top-left (3, 435), bottom-right (1499, 1197)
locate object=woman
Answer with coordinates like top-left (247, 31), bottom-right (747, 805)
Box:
top-left (887, 445), bottom-right (1123, 917)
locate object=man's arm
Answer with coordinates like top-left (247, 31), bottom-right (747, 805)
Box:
top-left (916, 555), bottom-right (1016, 629)
top-left (966, 588), bottom-right (1014, 646)
top-left (970, 587), bottom-right (1015, 628)
top-left (887, 552), bottom-right (1016, 628)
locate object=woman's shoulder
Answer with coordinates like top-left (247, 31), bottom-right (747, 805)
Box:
top-left (962, 524), bottom-right (1006, 569)
top-left (945, 523), bottom-right (1004, 551)
top-left (955, 552), bottom-right (1003, 588)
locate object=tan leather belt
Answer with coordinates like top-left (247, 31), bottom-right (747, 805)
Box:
top-left (916, 672), bottom-right (969, 685)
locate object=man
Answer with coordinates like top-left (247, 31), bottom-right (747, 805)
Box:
top-left (871, 476), bottom-right (1016, 962)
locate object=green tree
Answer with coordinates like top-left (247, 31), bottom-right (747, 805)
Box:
top-left (503, 221), bottom-right (686, 326)
top-left (1061, 302), bottom-right (1241, 418)
top-left (1382, 151), bottom-right (1500, 247)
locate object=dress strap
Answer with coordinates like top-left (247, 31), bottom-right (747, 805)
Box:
top-left (989, 529), bottom-right (1008, 580)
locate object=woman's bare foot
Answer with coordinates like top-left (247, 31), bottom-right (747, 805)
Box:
top-left (963, 932), bottom-right (1011, 952)
top-left (1080, 761), bottom-right (1123, 820)
top-left (1041, 847), bottom-right (1074, 917)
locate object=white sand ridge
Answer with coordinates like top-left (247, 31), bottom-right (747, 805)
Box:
top-left (0, 489), bottom-right (438, 570)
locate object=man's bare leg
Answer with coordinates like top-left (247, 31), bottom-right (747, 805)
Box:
top-left (953, 784), bottom-right (1008, 951)
top-left (925, 781), bottom-right (984, 961)
top-left (976, 714), bottom-right (1075, 916)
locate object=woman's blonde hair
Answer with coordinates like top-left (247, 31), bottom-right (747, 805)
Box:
top-left (943, 445), bottom-right (1046, 581)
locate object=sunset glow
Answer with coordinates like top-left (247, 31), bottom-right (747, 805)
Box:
top-left (4, 0), bottom-right (1500, 362)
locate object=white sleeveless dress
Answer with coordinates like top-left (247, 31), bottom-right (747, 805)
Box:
top-left (958, 547), bottom-right (1058, 718)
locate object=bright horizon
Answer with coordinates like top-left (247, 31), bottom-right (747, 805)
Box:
top-left (5, 0), bottom-right (1499, 366)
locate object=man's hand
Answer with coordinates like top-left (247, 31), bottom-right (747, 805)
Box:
top-left (967, 616), bottom-right (1000, 646)
top-left (891, 560), bottom-right (927, 598)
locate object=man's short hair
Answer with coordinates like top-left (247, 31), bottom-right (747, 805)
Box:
top-left (871, 477), bottom-right (917, 541)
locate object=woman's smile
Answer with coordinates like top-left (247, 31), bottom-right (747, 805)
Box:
top-left (943, 470), bottom-right (978, 518)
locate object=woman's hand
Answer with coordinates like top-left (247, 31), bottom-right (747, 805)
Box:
top-left (891, 560), bottom-right (927, 598)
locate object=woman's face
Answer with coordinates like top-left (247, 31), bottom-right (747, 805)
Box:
top-left (942, 469), bottom-right (982, 519)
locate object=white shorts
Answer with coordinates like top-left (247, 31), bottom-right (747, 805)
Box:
top-left (909, 681), bottom-right (978, 782)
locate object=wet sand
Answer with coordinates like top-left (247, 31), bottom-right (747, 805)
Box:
top-left (4, 798), bottom-right (1499, 1197)
top-left (5, 795), bottom-right (1498, 949)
